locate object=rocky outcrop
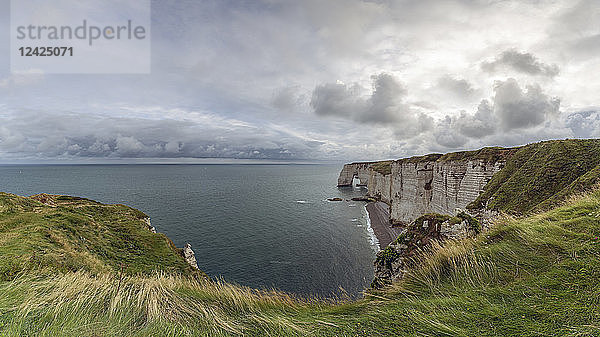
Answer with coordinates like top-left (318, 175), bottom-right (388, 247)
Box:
top-left (183, 243), bottom-right (199, 269)
top-left (143, 217), bottom-right (157, 233)
top-left (372, 212), bottom-right (480, 287)
top-left (30, 193), bottom-right (57, 207)
top-left (337, 162), bottom-right (372, 186)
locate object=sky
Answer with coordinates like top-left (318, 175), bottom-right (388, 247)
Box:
top-left (1, 0), bottom-right (599, 163)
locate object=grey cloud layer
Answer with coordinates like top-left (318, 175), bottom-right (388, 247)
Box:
top-left (437, 75), bottom-right (477, 99)
top-left (482, 50), bottom-right (560, 78)
top-left (311, 74), bottom-right (432, 137)
top-left (309, 72), bottom-right (583, 152)
top-left (435, 78), bottom-right (561, 147)
top-left (0, 109), bottom-right (327, 160)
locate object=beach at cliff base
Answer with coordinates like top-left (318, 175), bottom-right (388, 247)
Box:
top-left (365, 201), bottom-right (404, 249)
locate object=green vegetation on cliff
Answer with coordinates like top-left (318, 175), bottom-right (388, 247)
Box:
top-left (2, 186), bottom-right (600, 335)
top-left (468, 139), bottom-right (600, 214)
top-left (370, 161), bottom-right (392, 175)
top-left (0, 193), bottom-right (196, 280)
top-left (438, 146), bottom-right (517, 163)
top-left (364, 140), bottom-right (600, 217)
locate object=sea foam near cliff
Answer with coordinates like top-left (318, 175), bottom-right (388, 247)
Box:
top-left (364, 205), bottom-right (381, 252)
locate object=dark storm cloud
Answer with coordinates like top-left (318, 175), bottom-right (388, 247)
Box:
top-left (455, 100), bottom-right (497, 138)
top-left (363, 73), bottom-right (409, 124)
top-left (310, 73), bottom-right (431, 137)
top-left (482, 50), bottom-right (560, 78)
top-left (433, 99), bottom-right (496, 149)
top-left (310, 82), bottom-right (365, 118)
top-left (0, 108), bottom-right (324, 160)
top-left (434, 115), bottom-right (469, 148)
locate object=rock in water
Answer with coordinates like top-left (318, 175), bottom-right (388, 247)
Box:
top-left (183, 243), bottom-right (199, 269)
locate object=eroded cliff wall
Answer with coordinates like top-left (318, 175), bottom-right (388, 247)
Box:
top-left (367, 169), bottom-right (392, 204)
top-left (388, 160), bottom-right (437, 224)
top-left (389, 159), bottom-right (503, 223)
top-left (337, 162), bottom-right (372, 186)
top-left (339, 148), bottom-right (513, 224)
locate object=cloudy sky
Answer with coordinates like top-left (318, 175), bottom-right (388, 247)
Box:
top-left (1, 0), bottom-right (599, 163)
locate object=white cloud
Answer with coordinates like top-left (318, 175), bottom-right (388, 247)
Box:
top-left (311, 73), bottom-right (432, 137)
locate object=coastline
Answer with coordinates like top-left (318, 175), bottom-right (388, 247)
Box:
top-left (365, 201), bottom-right (404, 249)
top-left (363, 204), bottom-right (380, 251)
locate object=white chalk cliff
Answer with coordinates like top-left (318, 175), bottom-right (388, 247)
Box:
top-left (338, 150), bottom-right (511, 224)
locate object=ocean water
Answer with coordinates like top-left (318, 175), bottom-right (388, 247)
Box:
top-left (0, 164), bottom-right (376, 297)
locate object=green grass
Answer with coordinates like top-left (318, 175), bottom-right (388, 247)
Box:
top-left (453, 211), bottom-right (481, 233)
top-left (2, 188), bottom-right (600, 335)
top-left (0, 193), bottom-right (198, 280)
top-left (398, 153), bottom-right (443, 164)
top-left (370, 161), bottom-right (392, 175)
top-left (438, 146), bottom-right (517, 163)
top-left (468, 139), bottom-right (600, 214)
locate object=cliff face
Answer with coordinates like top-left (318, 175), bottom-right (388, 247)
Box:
top-left (389, 159), bottom-right (505, 224)
top-left (367, 169), bottom-right (392, 204)
top-left (339, 151), bottom-right (509, 225)
top-left (337, 162), bottom-right (372, 186)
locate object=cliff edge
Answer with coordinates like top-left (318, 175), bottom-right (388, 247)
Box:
top-left (0, 193), bottom-right (203, 279)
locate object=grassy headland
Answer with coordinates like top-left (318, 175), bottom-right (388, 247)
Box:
top-left (468, 139), bottom-right (600, 214)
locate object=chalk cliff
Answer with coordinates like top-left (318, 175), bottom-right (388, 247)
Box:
top-left (337, 162), bottom-right (372, 187)
top-left (339, 148), bottom-right (514, 225)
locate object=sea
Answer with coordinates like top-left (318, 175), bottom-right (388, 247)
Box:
top-left (0, 164), bottom-right (377, 298)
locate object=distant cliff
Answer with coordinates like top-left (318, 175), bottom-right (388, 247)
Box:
top-left (339, 148), bottom-right (515, 225)
top-left (337, 162), bottom-right (372, 186)
top-left (339, 139), bottom-right (600, 225)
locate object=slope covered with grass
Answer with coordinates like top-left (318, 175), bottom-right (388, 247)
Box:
top-left (468, 139), bottom-right (600, 214)
top-left (0, 193), bottom-right (198, 280)
top-left (2, 187), bottom-right (600, 336)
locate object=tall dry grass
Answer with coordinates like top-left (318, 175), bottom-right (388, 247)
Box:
top-left (1, 271), bottom-right (319, 336)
